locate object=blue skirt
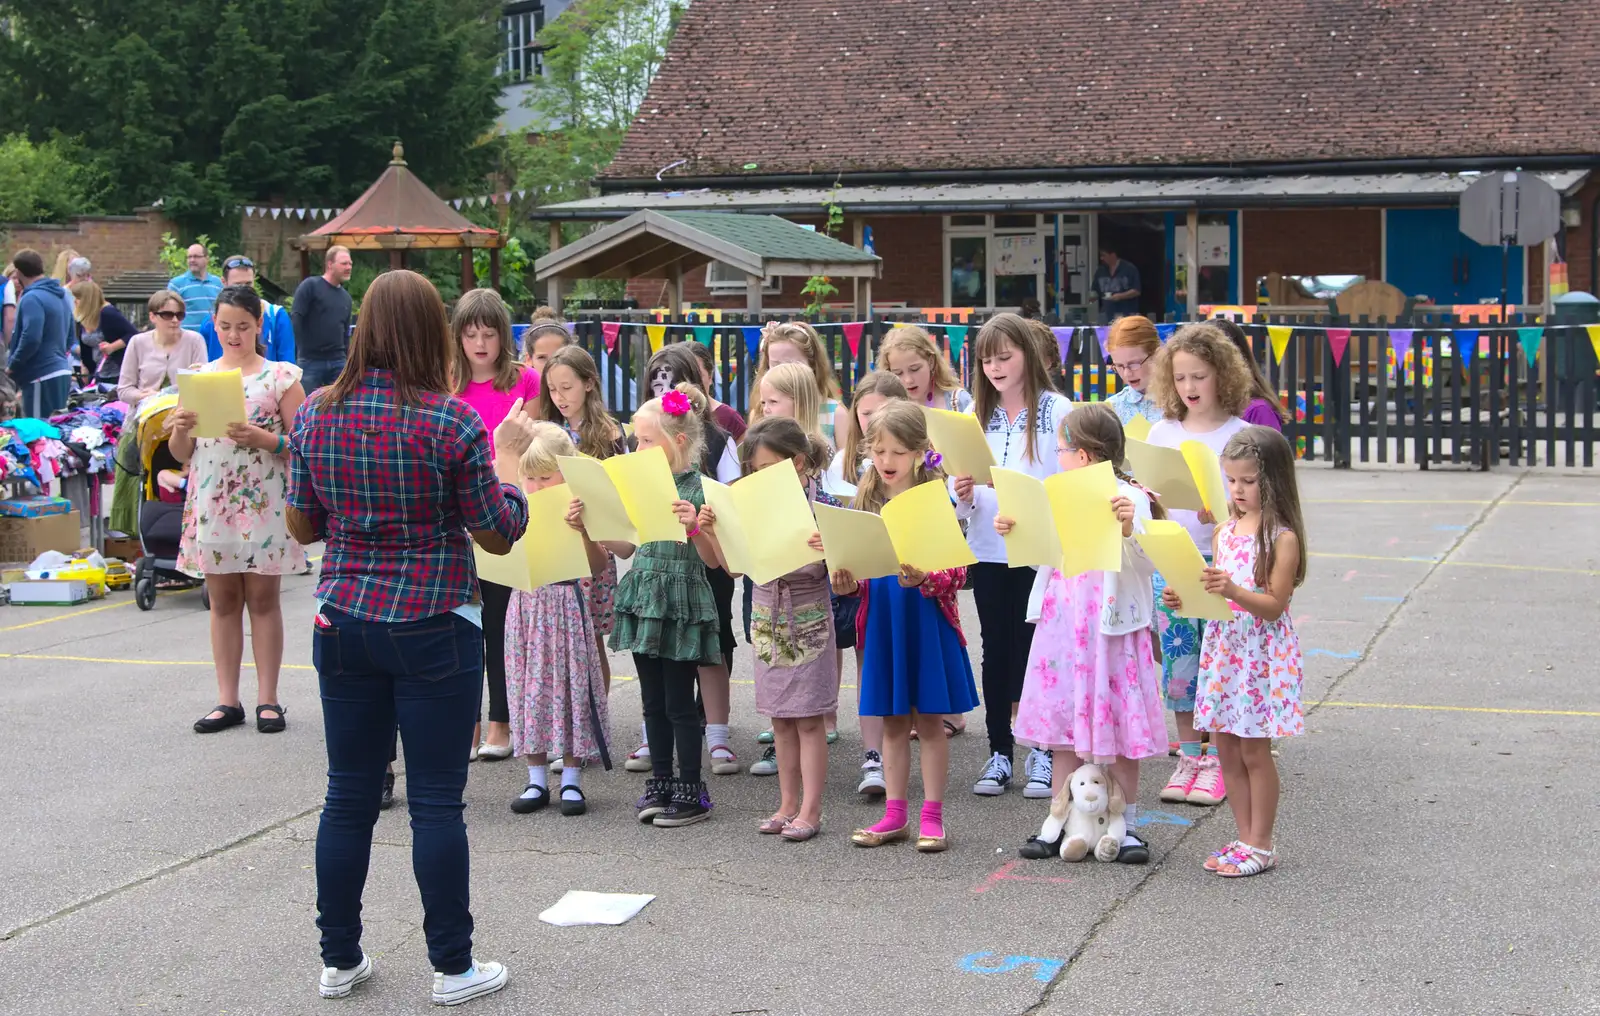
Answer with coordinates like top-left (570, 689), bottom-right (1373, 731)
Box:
top-left (857, 576), bottom-right (978, 717)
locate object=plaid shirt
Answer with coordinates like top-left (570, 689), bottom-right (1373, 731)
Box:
top-left (289, 369), bottom-right (529, 623)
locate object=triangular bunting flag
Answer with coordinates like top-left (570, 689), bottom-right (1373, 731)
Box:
top-left (1094, 326), bottom-right (1110, 358)
top-left (1388, 328), bottom-right (1414, 365)
top-left (742, 326), bottom-right (763, 362)
top-left (1325, 328), bottom-right (1351, 367)
top-left (1155, 323), bottom-right (1177, 343)
top-left (563, 321), bottom-right (576, 336)
top-left (1455, 328), bottom-right (1480, 362)
top-left (517, 189), bottom-right (528, 200)
top-left (1050, 326), bottom-right (1073, 364)
top-left (946, 325), bottom-right (969, 360)
top-left (1516, 326), bottom-right (1543, 367)
top-left (601, 321), bottom-right (621, 354)
top-left (323, 208), bottom-right (332, 218)
top-left (646, 324), bottom-right (667, 354)
top-left (1587, 325), bottom-right (1600, 366)
top-left (692, 325), bottom-right (713, 345)
top-left (1267, 325), bottom-right (1293, 363)
top-left (503, 191), bottom-right (513, 203)
top-left (270, 208), bottom-right (280, 219)
top-left (842, 322), bottom-right (865, 357)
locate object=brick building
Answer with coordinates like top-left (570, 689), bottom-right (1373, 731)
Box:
top-left (536, 0), bottom-right (1600, 319)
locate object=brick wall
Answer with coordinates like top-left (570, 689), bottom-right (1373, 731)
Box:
top-left (2, 208), bottom-right (173, 280)
top-left (1559, 175), bottom-right (1599, 301)
top-left (1241, 208), bottom-right (1383, 287)
top-left (240, 213), bottom-right (327, 286)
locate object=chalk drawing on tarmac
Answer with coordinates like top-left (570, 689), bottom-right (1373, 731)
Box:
top-left (958, 952), bottom-right (1065, 982)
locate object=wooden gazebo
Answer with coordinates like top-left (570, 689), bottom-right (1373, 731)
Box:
top-left (294, 142), bottom-right (505, 290)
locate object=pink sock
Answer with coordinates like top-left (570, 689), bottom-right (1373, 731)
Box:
top-left (869, 799), bottom-right (908, 834)
top-left (920, 800), bottom-right (944, 838)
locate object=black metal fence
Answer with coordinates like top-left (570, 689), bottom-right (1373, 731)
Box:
top-left (565, 309), bottom-right (1599, 470)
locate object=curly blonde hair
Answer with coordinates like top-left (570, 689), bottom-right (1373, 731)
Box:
top-left (1147, 323), bottom-right (1252, 420)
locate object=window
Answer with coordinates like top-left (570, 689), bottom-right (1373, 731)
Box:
top-left (706, 262), bottom-right (781, 294)
top-left (500, 3), bottom-right (545, 83)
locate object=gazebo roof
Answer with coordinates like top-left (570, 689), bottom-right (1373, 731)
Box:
top-left (533, 209), bottom-right (881, 281)
top-left (295, 143), bottom-right (503, 252)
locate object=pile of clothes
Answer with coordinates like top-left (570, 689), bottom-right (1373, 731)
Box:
top-left (0, 403), bottom-right (125, 489)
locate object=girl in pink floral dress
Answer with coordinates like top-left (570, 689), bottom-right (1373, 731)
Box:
top-left (1001, 405), bottom-right (1166, 864)
top-left (1162, 426), bottom-right (1306, 879)
top-left (503, 423), bottom-right (614, 817)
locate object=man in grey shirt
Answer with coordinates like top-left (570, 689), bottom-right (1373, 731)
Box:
top-left (292, 246), bottom-right (354, 392)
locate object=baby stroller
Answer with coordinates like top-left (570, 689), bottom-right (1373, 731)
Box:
top-left (128, 394), bottom-right (210, 612)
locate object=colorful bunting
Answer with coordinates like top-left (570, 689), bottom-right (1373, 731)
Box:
top-left (692, 325), bottom-right (714, 345)
top-left (1094, 326), bottom-right (1111, 358)
top-left (1155, 323), bottom-right (1177, 343)
top-left (1587, 325), bottom-right (1600, 366)
top-left (946, 325), bottom-right (969, 360)
top-left (1267, 325), bottom-right (1293, 363)
top-left (842, 322), bottom-right (866, 357)
top-left (742, 326), bottom-right (763, 362)
top-left (646, 324), bottom-right (667, 354)
top-left (1050, 326), bottom-right (1074, 364)
top-left (1516, 327), bottom-right (1543, 367)
top-left (1455, 329), bottom-right (1479, 362)
top-left (1388, 328), bottom-right (1414, 365)
top-left (601, 321), bottom-right (621, 355)
top-left (1325, 328), bottom-right (1351, 367)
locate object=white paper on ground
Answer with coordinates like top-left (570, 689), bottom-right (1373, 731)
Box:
top-left (538, 891), bottom-right (656, 927)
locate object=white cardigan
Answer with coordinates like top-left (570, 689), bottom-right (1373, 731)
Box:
top-left (1025, 479), bottom-right (1158, 636)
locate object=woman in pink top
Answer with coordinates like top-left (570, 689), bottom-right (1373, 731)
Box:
top-left (452, 289), bottom-right (541, 762)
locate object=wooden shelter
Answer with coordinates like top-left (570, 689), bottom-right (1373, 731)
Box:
top-left (534, 209), bottom-right (882, 313)
top-left (294, 142), bottom-right (505, 291)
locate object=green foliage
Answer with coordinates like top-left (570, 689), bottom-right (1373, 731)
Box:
top-left (475, 237), bottom-right (532, 310)
top-left (804, 184), bottom-right (846, 315)
top-left (0, 134), bottom-right (105, 223)
top-left (0, 0), bottom-right (508, 234)
top-left (157, 232), bottom-right (219, 277)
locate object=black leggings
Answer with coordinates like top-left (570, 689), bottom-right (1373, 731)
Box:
top-left (970, 562), bottom-right (1038, 759)
top-left (634, 653), bottom-right (702, 784)
top-left (481, 580), bottom-right (512, 725)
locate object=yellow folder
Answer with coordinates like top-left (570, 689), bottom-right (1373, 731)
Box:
top-left (701, 463), bottom-right (825, 584)
top-left (1123, 438), bottom-right (1227, 514)
top-left (1123, 414), bottom-right (1152, 442)
top-left (1134, 520), bottom-right (1234, 621)
top-left (557, 445), bottom-right (684, 545)
top-left (813, 503), bottom-right (902, 580)
top-left (921, 407), bottom-right (996, 483)
top-left (471, 483), bottom-right (593, 592)
top-left (991, 462), bottom-right (1122, 577)
top-left (176, 369), bottom-right (246, 439)
top-left (881, 479), bottom-right (979, 573)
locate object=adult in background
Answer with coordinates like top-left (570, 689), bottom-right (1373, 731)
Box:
top-left (168, 285), bottom-right (306, 735)
top-left (169, 244), bottom-right (224, 330)
top-left (69, 280), bottom-right (136, 386)
top-left (200, 255), bottom-right (295, 363)
top-left (292, 245), bottom-right (353, 392)
top-left (52, 249), bottom-right (82, 331)
top-left (287, 270), bottom-right (530, 1006)
top-left (8, 249), bottom-right (74, 418)
top-left (1093, 244), bottom-right (1142, 323)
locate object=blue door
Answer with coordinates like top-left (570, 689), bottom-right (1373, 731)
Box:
top-left (1386, 208), bottom-right (1523, 306)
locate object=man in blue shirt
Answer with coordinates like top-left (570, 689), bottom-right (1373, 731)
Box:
top-left (7, 249), bottom-right (73, 417)
top-left (1093, 245), bottom-right (1142, 322)
top-left (199, 255), bottom-right (295, 362)
top-left (169, 244), bottom-right (224, 329)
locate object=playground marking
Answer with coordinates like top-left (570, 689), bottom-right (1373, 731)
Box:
top-left (1310, 551), bottom-right (1600, 577)
top-left (958, 952), bottom-right (1066, 982)
top-left (973, 860), bottom-right (1073, 895)
top-left (0, 599), bottom-right (133, 631)
top-left (1314, 700), bottom-right (1600, 719)
top-left (1305, 499), bottom-right (1599, 508)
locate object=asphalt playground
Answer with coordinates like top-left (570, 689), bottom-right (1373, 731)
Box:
top-left (1, 464), bottom-right (1597, 1016)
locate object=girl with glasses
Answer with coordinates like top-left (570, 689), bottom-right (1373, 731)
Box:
top-left (1103, 316), bottom-right (1165, 426)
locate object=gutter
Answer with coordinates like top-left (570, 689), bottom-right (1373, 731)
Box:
top-left (596, 153), bottom-right (1600, 196)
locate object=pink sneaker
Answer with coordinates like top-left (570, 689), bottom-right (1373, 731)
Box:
top-left (1186, 757), bottom-right (1227, 806)
top-left (1159, 756), bottom-right (1200, 802)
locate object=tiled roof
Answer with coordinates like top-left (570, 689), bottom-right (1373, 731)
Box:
top-left (606, 0), bottom-right (1600, 180)
top-left (656, 211), bottom-right (879, 263)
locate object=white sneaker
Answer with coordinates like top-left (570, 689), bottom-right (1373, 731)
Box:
top-left (432, 959), bottom-right (508, 1006)
top-left (857, 750), bottom-right (886, 796)
top-left (319, 953), bottom-right (373, 998)
top-left (972, 752), bottom-right (1013, 796)
top-left (1022, 748), bottom-right (1053, 799)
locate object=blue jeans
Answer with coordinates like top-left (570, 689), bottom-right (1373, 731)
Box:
top-left (300, 357), bottom-right (346, 393)
top-left (313, 606), bottom-right (482, 975)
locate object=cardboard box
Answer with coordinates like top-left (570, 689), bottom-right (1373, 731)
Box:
top-left (8, 579), bottom-right (91, 605)
top-left (0, 510), bottom-right (82, 561)
top-left (0, 496), bottom-right (72, 518)
top-left (103, 535), bottom-right (142, 561)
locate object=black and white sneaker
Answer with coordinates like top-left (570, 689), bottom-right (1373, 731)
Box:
top-left (378, 771), bottom-right (396, 811)
top-left (635, 777), bottom-right (673, 823)
top-left (1022, 748), bottom-right (1053, 799)
top-left (972, 752), bottom-right (1013, 796)
top-left (653, 780), bottom-right (712, 827)
top-left (857, 750), bottom-right (886, 796)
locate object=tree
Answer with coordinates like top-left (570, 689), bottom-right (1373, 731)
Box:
top-left (0, 0), bottom-right (507, 235)
top-left (0, 134), bottom-right (105, 222)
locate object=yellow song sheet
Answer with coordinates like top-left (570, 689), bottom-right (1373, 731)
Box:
top-left (701, 463), bottom-right (824, 584)
top-left (1134, 520), bottom-right (1234, 622)
top-left (1181, 441), bottom-right (1228, 516)
top-left (921, 407), bottom-right (995, 483)
top-left (176, 369), bottom-right (246, 439)
top-left (990, 467), bottom-right (1062, 570)
top-left (881, 479), bottom-right (978, 573)
top-left (556, 455), bottom-right (638, 544)
top-left (1047, 460), bottom-right (1122, 578)
top-left (603, 445), bottom-right (685, 545)
top-left (813, 503), bottom-right (901, 580)
top-left (1123, 414), bottom-right (1152, 442)
top-left (471, 484), bottom-right (592, 592)
top-left (1123, 439), bottom-right (1204, 512)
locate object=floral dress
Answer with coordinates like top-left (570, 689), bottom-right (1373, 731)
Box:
top-left (1193, 520), bottom-right (1305, 739)
top-left (177, 360), bottom-right (305, 576)
top-left (751, 486), bottom-right (840, 719)
top-left (504, 578), bottom-right (609, 762)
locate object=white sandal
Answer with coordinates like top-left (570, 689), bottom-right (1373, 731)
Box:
top-left (1215, 844), bottom-right (1277, 878)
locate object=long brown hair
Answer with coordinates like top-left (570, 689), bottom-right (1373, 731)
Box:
top-left (1061, 402), bottom-right (1166, 520)
top-left (1147, 323), bottom-right (1252, 420)
top-left (840, 370), bottom-right (908, 474)
top-left (851, 399), bottom-right (947, 516)
top-left (450, 288), bottom-right (522, 394)
top-left (739, 415), bottom-right (830, 479)
top-left (534, 345), bottom-right (621, 457)
top-left (1222, 426), bottom-right (1307, 589)
top-left (1211, 318), bottom-right (1289, 425)
top-left (972, 311), bottom-right (1057, 464)
top-left (324, 270), bottom-right (450, 406)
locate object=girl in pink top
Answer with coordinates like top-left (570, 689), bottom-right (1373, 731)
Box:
top-left (452, 289), bottom-right (541, 762)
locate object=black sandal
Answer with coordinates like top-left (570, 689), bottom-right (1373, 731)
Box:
top-left (559, 786), bottom-right (588, 817)
top-left (256, 703), bottom-right (287, 734)
top-left (194, 704), bottom-right (246, 734)
top-left (511, 784), bottom-right (549, 814)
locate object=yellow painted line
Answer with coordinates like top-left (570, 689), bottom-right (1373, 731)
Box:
top-left (1501, 501), bottom-right (1600, 508)
top-left (1317, 700), bottom-right (1600, 718)
top-left (1310, 551), bottom-right (1600, 577)
top-left (0, 599), bottom-right (132, 632)
top-left (1307, 499), bottom-right (1600, 507)
top-left (0, 651), bottom-right (314, 671)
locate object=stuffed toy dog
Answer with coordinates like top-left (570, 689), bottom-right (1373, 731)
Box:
top-left (1036, 763), bottom-right (1126, 862)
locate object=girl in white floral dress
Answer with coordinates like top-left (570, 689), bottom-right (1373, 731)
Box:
top-left (169, 286), bottom-right (306, 736)
top-left (1160, 426), bottom-right (1306, 879)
